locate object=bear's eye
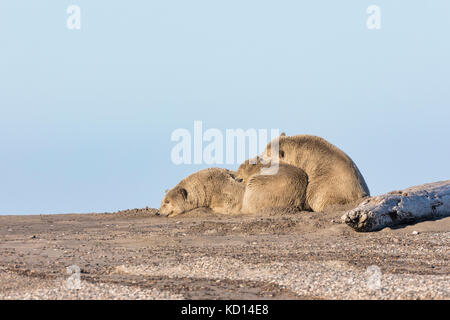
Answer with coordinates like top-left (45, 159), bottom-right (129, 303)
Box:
top-left (165, 199), bottom-right (170, 204)
top-left (279, 150), bottom-right (285, 158)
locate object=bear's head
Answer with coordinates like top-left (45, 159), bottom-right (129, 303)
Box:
top-left (236, 157), bottom-right (265, 182)
top-left (262, 134), bottom-right (293, 165)
top-left (158, 186), bottom-right (190, 217)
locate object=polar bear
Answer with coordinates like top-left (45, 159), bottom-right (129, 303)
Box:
top-left (158, 168), bottom-right (245, 217)
top-left (236, 157), bottom-right (266, 183)
top-left (262, 134), bottom-right (370, 212)
top-left (159, 163), bottom-right (309, 216)
top-left (240, 160), bottom-right (309, 213)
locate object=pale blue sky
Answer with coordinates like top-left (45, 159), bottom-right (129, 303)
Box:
top-left (1, 1), bottom-right (449, 214)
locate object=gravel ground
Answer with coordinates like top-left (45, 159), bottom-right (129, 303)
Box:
top-left (0, 206), bottom-right (449, 299)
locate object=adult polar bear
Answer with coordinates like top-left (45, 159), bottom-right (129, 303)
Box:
top-left (262, 134), bottom-right (370, 212)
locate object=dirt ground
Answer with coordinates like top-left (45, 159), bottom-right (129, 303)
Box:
top-left (0, 205), bottom-right (449, 300)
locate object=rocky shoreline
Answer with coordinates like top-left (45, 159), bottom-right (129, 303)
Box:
top-left (1, 205), bottom-right (448, 299)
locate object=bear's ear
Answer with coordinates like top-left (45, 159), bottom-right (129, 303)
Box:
top-left (165, 189), bottom-right (169, 194)
top-left (280, 132), bottom-right (286, 137)
top-left (179, 188), bottom-right (188, 200)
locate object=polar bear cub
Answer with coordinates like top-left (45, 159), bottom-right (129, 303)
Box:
top-left (237, 157), bottom-right (309, 213)
top-left (158, 168), bottom-right (245, 217)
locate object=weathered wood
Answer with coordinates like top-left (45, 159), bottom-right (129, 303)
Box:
top-left (342, 180), bottom-right (450, 232)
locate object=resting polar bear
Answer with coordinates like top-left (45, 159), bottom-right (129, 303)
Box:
top-left (236, 157), bottom-right (266, 183)
top-left (159, 167), bottom-right (308, 217)
top-left (263, 134), bottom-right (370, 212)
top-left (158, 168), bottom-right (244, 217)
top-left (237, 158), bottom-right (309, 213)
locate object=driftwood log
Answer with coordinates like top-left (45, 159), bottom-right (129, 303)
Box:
top-left (342, 180), bottom-right (450, 232)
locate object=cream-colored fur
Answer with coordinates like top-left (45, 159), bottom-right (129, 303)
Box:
top-left (240, 161), bottom-right (309, 213)
top-left (236, 157), bottom-right (265, 183)
top-left (263, 134), bottom-right (370, 212)
top-left (160, 161), bottom-right (310, 216)
top-left (158, 168), bottom-right (244, 217)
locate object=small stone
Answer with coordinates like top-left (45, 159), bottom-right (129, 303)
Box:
top-left (412, 230), bottom-right (419, 235)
